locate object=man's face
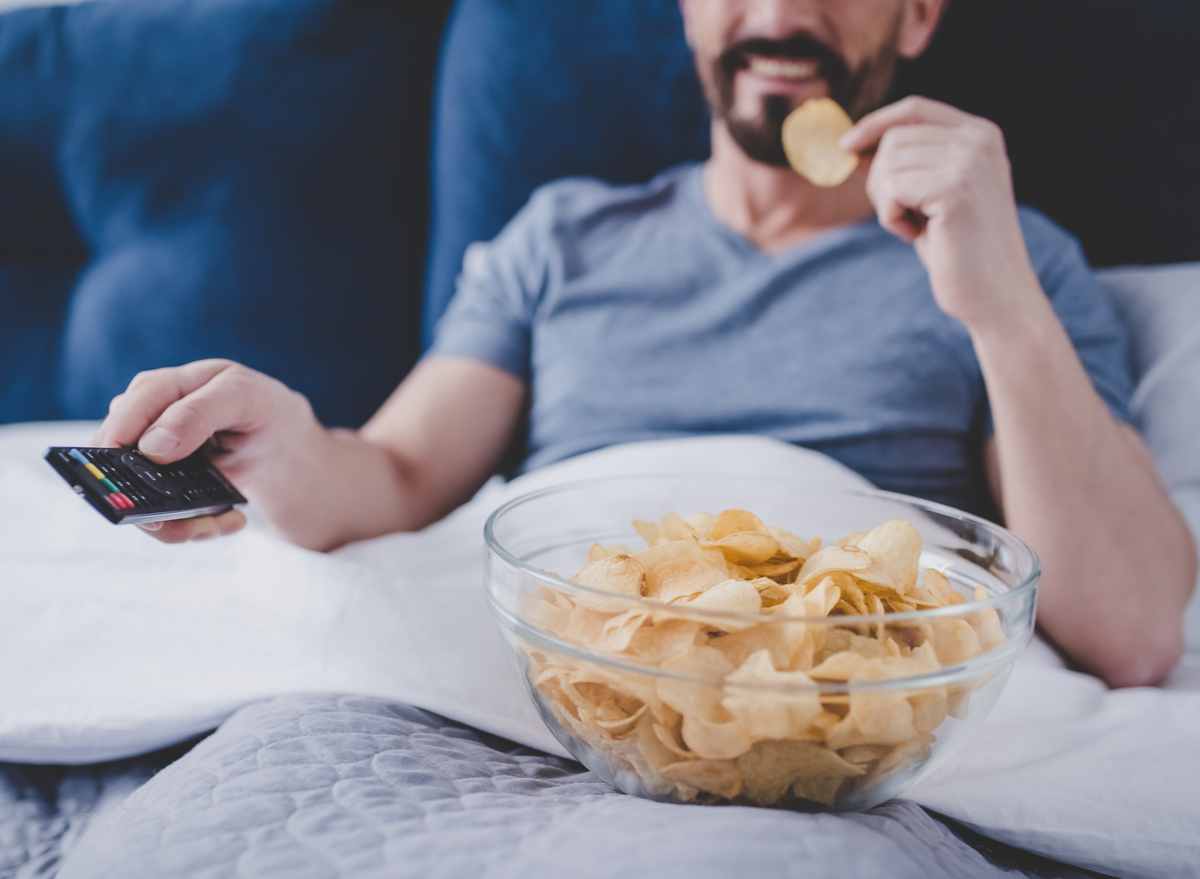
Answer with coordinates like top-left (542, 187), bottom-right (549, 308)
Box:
top-left (682, 0), bottom-right (938, 167)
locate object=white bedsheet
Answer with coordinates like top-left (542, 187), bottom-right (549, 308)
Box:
top-left (0, 422), bottom-right (1197, 879)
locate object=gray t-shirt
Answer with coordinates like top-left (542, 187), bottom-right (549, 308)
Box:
top-left (429, 164), bottom-right (1133, 516)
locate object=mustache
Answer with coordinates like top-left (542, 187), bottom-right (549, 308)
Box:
top-left (716, 34), bottom-right (851, 92)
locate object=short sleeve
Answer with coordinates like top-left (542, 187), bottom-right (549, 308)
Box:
top-left (985, 209), bottom-right (1136, 433)
top-left (425, 189), bottom-right (557, 381)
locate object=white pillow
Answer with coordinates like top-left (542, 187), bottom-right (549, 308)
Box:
top-left (1097, 263), bottom-right (1200, 654)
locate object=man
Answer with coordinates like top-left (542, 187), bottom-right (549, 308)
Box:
top-left (93, 0), bottom-right (1195, 687)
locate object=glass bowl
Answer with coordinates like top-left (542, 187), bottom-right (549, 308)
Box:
top-left (484, 476), bottom-right (1038, 811)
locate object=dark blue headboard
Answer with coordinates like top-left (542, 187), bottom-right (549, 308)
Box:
top-left (425, 0), bottom-right (1200, 344)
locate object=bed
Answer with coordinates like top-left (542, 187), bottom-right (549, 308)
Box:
top-left (3, 0), bottom-right (1199, 876)
top-left (2, 383), bottom-right (1199, 878)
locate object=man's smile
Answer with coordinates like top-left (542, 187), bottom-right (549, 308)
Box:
top-left (743, 55), bottom-right (821, 83)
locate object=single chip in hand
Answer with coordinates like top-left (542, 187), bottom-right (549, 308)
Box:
top-left (781, 97), bottom-right (859, 188)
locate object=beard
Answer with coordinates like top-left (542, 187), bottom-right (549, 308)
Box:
top-left (707, 28), bottom-right (903, 168)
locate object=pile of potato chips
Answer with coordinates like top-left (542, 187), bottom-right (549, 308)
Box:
top-left (522, 510), bottom-right (1006, 808)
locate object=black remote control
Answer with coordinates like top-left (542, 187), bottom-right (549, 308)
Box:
top-left (45, 446), bottom-right (247, 525)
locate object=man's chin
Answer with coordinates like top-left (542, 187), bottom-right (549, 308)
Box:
top-left (725, 119), bottom-right (790, 168)
top-left (724, 94), bottom-right (796, 168)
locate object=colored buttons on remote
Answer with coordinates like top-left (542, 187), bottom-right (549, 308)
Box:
top-left (46, 445), bottom-right (247, 525)
top-left (68, 448), bottom-right (136, 509)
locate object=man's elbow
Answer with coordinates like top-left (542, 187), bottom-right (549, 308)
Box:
top-left (1106, 527), bottom-right (1198, 687)
top-left (1096, 591), bottom-right (1191, 689)
top-left (1100, 633), bottom-right (1185, 689)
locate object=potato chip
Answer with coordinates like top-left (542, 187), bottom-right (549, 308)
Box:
top-left (927, 617), bottom-right (983, 666)
top-left (744, 558), bottom-right (802, 580)
top-left (839, 744), bottom-right (891, 767)
top-left (743, 740), bottom-right (864, 807)
top-left (804, 576), bottom-right (842, 617)
top-left (652, 720), bottom-right (693, 758)
top-left (908, 686), bottom-right (949, 736)
top-left (826, 690), bottom-right (916, 751)
top-left (705, 623), bottom-right (806, 671)
top-left (710, 509), bottom-right (771, 541)
top-left (970, 586), bottom-right (1006, 651)
top-left (626, 618), bottom-right (703, 664)
top-left (632, 519), bottom-right (661, 547)
top-left (722, 650), bottom-right (821, 741)
top-left (781, 97), bottom-right (859, 188)
top-left (658, 512), bottom-right (696, 542)
top-left (864, 733), bottom-right (935, 786)
top-left (912, 568), bottom-right (954, 607)
top-left (684, 511), bottom-right (717, 540)
top-left (713, 531), bottom-right (781, 566)
top-left (573, 554), bottom-right (647, 597)
top-left (768, 525), bottom-right (820, 561)
top-left (659, 759), bottom-right (742, 800)
top-left (795, 759), bottom-right (869, 805)
top-left (701, 545), bottom-right (733, 576)
top-left (594, 609), bottom-right (651, 652)
top-left (853, 519), bottom-right (922, 596)
top-left (681, 713), bottom-right (752, 760)
top-left (657, 646), bottom-right (735, 720)
top-left (564, 604), bottom-right (614, 646)
top-left (645, 557), bottom-right (728, 602)
top-left (796, 544), bottom-right (872, 587)
top-left (523, 590), bottom-right (571, 633)
top-left (685, 579), bottom-right (763, 614)
top-left (755, 580), bottom-right (793, 606)
top-left (634, 539), bottom-right (705, 571)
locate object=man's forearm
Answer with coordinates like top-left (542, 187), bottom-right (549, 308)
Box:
top-left (970, 289), bottom-right (1196, 686)
top-left (238, 357), bottom-right (528, 553)
top-left (234, 421), bottom-right (425, 553)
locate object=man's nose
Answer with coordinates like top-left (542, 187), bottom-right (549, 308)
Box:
top-left (739, 0), bottom-right (823, 40)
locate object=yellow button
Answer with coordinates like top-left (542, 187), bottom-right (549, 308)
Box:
top-left (85, 463), bottom-right (106, 481)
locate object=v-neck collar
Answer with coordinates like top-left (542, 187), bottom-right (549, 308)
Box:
top-left (681, 163), bottom-right (882, 263)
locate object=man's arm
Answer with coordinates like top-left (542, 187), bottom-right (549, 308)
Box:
top-left (843, 97), bottom-right (1197, 687)
top-left (979, 345), bottom-right (1195, 687)
top-left (92, 356), bottom-right (526, 551)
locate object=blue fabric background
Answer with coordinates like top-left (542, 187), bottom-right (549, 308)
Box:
top-left (0, 0), bottom-right (448, 427)
top-left (425, 0), bottom-right (1200, 346)
top-left (4, 0), bottom-right (1196, 423)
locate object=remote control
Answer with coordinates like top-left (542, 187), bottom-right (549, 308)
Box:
top-left (45, 446), bottom-right (247, 525)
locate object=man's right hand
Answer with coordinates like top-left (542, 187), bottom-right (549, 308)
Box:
top-left (91, 356), bottom-right (527, 551)
top-left (92, 359), bottom-right (320, 544)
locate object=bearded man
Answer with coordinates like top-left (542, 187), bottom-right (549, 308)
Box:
top-left (92, 0), bottom-right (1196, 687)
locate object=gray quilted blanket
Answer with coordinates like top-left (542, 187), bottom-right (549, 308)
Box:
top-left (4, 695), bottom-right (1112, 879)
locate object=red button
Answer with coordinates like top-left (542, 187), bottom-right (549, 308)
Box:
top-left (116, 493), bottom-right (135, 509)
top-left (105, 496), bottom-right (121, 509)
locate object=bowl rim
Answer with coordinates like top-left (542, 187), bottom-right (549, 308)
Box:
top-left (483, 474), bottom-right (1040, 627)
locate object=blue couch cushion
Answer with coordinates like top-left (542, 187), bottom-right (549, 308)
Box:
top-left (0, 0), bottom-right (447, 427)
top-left (426, 0), bottom-right (1200, 344)
top-left (424, 0), bottom-right (710, 346)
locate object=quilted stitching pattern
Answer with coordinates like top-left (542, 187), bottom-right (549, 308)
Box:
top-left (0, 742), bottom-right (193, 879)
top-left (49, 695), bottom-right (1103, 879)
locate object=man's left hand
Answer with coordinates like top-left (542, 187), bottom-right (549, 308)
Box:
top-left (841, 96), bottom-right (1040, 329)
